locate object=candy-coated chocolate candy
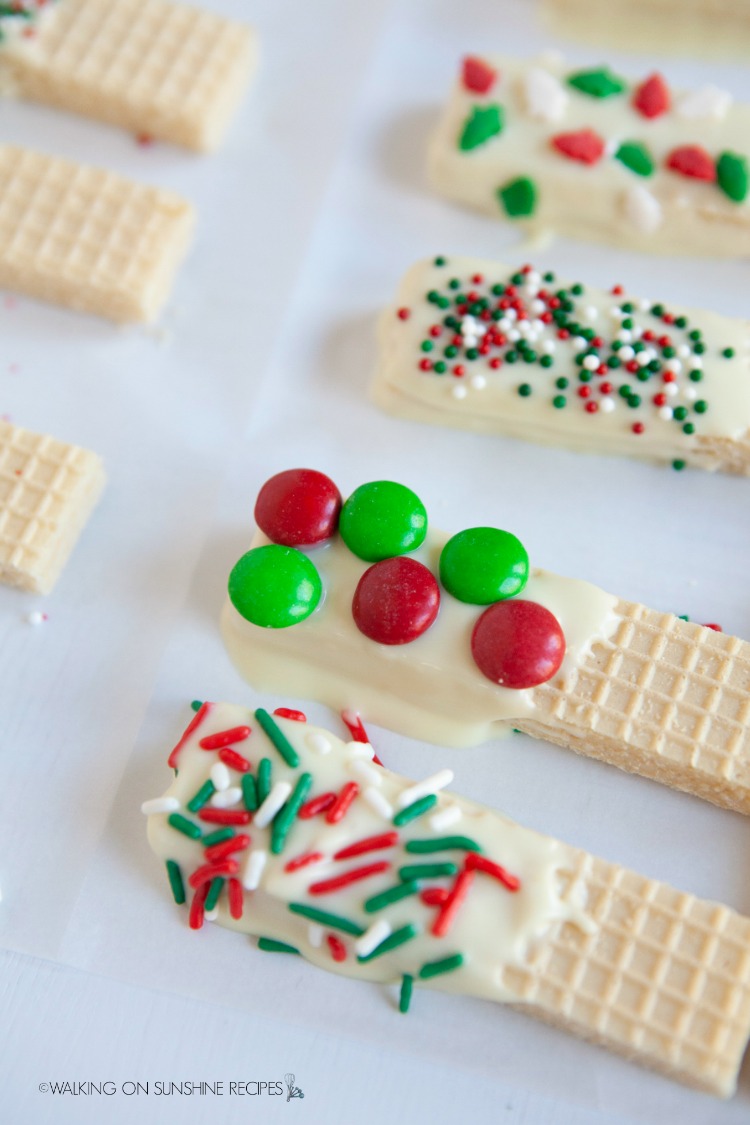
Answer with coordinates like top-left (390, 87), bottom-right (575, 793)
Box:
top-left (352, 557), bottom-right (440, 645)
top-left (228, 545), bottom-right (322, 628)
top-left (339, 481), bottom-right (427, 562)
top-left (439, 527), bottom-right (528, 604)
top-left (254, 469), bottom-right (342, 547)
top-left (471, 600), bottom-right (565, 688)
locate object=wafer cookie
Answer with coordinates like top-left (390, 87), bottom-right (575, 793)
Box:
top-left (0, 419), bottom-right (105, 593)
top-left (429, 54), bottom-right (750, 255)
top-left (373, 255), bottom-right (750, 474)
top-left (0, 145), bottom-right (194, 321)
top-left (221, 470), bottom-right (750, 814)
top-left (0, 0), bottom-right (256, 151)
top-left (146, 701), bottom-right (750, 1097)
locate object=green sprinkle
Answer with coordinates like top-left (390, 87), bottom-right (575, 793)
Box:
top-left (168, 813), bottom-right (201, 840)
top-left (434, 256), bottom-right (446, 267)
top-left (393, 794), bottom-right (438, 827)
top-left (444, 345), bottom-right (458, 358)
top-left (722, 347), bottom-right (735, 359)
top-left (694, 400), bottom-right (708, 414)
top-left (622, 318), bottom-right (633, 330)
top-left (567, 67), bottom-right (626, 98)
top-left (543, 271), bottom-right (555, 283)
top-left (166, 860), bottom-right (185, 905)
top-left (555, 376), bottom-right (569, 390)
top-left (258, 938), bottom-right (300, 955)
top-left (673, 406), bottom-right (688, 421)
top-left (205, 876), bottom-right (224, 912)
top-left (716, 151), bottom-right (749, 203)
top-left (675, 316), bottom-right (687, 329)
top-left (518, 383), bottom-right (532, 397)
top-left (540, 355), bottom-right (553, 368)
top-left (399, 974), bottom-right (414, 1014)
top-left (466, 347), bottom-right (479, 360)
top-left (271, 772), bottom-right (313, 855)
top-left (399, 863), bottom-right (458, 881)
top-left (651, 304), bottom-right (664, 317)
top-left (491, 283), bottom-right (505, 295)
top-left (618, 385), bottom-right (631, 398)
top-left (419, 953), bottom-right (465, 980)
top-left (511, 272), bottom-right (525, 285)
top-left (636, 370), bottom-right (650, 382)
top-left (683, 423), bottom-right (695, 435)
top-left (257, 758), bottom-right (272, 804)
top-left (427, 289), bottom-right (439, 303)
top-left (433, 361), bottom-right (447, 374)
top-left (420, 340), bottom-right (434, 353)
top-left (607, 355), bottom-right (621, 369)
top-left (202, 827), bottom-right (235, 847)
top-left (364, 880), bottom-right (420, 913)
top-left (497, 176), bottom-right (537, 218)
top-left (505, 350), bottom-right (518, 364)
top-left (578, 371), bottom-right (592, 383)
top-left (459, 103), bottom-right (504, 151)
top-left (405, 836), bottom-right (483, 855)
top-left (694, 342), bottom-right (705, 355)
top-left (242, 773), bottom-right (258, 812)
top-left (672, 460), bottom-right (686, 471)
top-left (187, 779), bottom-right (216, 813)
top-left (615, 140), bottom-right (655, 177)
top-left (571, 283), bottom-right (584, 295)
top-left (255, 708), bottom-right (300, 768)
top-left (628, 394), bottom-right (641, 408)
top-left (190, 700), bottom-right (203, 712)
top-left (288, 903), bottom-right (365, 936)
top-left (689, 329), bottom-right (702, 341)
top-left (437, 296), bottom-right (450, 309)
top-left (448, 279), bottom-right (460, 290)
top-left (662, 346), bottom-right (675, 359)
top-left (689, 370), bottom-right (703, 382)
top-left (552, 395), bottom-right (567, 409)
top-left (522, 350), bottom-right (537, 364)
top-left (357, 924), bottom-right (419, 963)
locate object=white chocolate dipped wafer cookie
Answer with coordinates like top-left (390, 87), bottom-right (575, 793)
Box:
top-left (146, 701), bottom-right (750, 1098)
top-left (373, 255), bottom-right (750, 475)
top-left (429, 55), bottom-right (750, 255)
top-left (221, 471), bottom-right (750, 815)
top-left (0, 0), bottom-right (256, 151)
top-left (0, 419), bottom-right (105, 593)
top-left (0, 145), bottom-right (194, 322)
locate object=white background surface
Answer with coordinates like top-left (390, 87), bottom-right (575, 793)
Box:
top-left (1, 1), bottom-right (750, 1123)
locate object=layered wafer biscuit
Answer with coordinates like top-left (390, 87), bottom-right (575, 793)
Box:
top-left (0, 145), bottom-right (194, 322)
top-left (429, 54), bottom-right (750, 255)
top-left (0, 0), bottom-right (256, 151)
top-left (146, 701), bottom-right (750, 1097)
top-left (0, 420), bottom-right (105, 593)
top-left (373, 255), bottom-right (750, 475)
top-left (221, 471), bottom-right (750, 814)
top-left (541, 0), bottom-right (750, 59)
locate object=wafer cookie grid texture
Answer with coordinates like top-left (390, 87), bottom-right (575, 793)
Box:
top-left (500, 850), bottom-right (750, 1096)
top-left (0, 145), bottom-right (194, 321)
top-left (0, 420), bottom-right (105, 593)
top-left (4, 0), bottom-right (256, 150)
top-left (522, 601), bottom-right (750, 813)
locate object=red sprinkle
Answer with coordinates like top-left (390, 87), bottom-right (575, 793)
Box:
top-left (429, 325), bottom-right (442, 337)
top-left (666, 145), bottom-right (716, 181)
top-left (136, 133), bottom-right (155, 147)
top-left (653, 392), bottom-right (667, 407)
top-left (703, 623), bottom-right (723, 632)
top-left (420, 887), bottom-right (450, 907)
top-left (466, 851), bottom-right (521, 891)
top-left (551, 128), bottom-right (605, 165)
top-left (327, 934), bottom-right (347, 962)
top-left (219, 748), bottom-right (251, 773)
top-left (578, 386), bottom-right (591, 399)
top-left (273, 707), bottom-right (307, 722)
top-left (432, 868), bottom-right (476, 938)
top-left (299, 792), bottom-right (337, 819)
top-left (284, 851), bottom-right (325, 873)
top-left (471, 273), bottom-right (484, 283)
top-left (585, 401), bottom-right (598, 413)
top-left (198, 809), bottom-right (251, 826)
top-left (199, 725), bottom-right (251, 750)
top-left (662, 371), bottom-right (676, 383)
top-left (334, 832), bottom-right (399, 861)
top-left (168, 702), bottom-right (212, 768)
top-left (189, 883), bottom-right (209, 930)
top-left (632, 422), bottom-right (645, 434)
top-left (326, 782), bottom-right (360, 824)
top-left (309, 861), bottom-right (390, 896)
top-left (489, 357), bottom-right (503, 369)
top-left (600, 382), bottom-right (613, 395)
top-left (633, 72), bottom-right (670, 119)
top-left (397, 307), bottom-right (410, 320)
top-left (228, 878), bottom-right (244, 920)
top-left (419, 358), bottom-right (433, 371)
top-left (342, 710), bottom-right (370, 743)
top-left (188, 859), bottom-right (239, 889)
top-left (611, 285), bottom-right (623, 296)
top-left (205, 834), bottom-right (251, 863)
top-left (453, 365), bottom-right (465, 377)
top-left (626, 360), bottom-right (639, 373)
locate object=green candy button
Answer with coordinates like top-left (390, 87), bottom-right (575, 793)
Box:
top-left (339, 481), bottom-right (427, 562)
top-left (228, 545), bottom-right (322, 628)
top-left (439, 527), bottom-right (529, 604)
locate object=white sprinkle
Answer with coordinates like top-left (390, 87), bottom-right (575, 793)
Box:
top-left (604, 137), bottom-right (619, 159)
top-left (505, 308), bottom-right (517, 322)
top-left (665, 382), bottom-right (679, 398)
top-left (619, 345), bottom-right (634, 362)
top-left (667, 359), bottom-right (682, 374)
top-left (507, 328), bottom-right (521, 343)
top-left (526, 270), bottom-right (541, 287)
top-left (470, 374), bottom-right (486, 390)
top-left (684, 385), bottom-right (698, 401)
top-left (636, 351), bottom-right (651, 367)
top-left (542, 340), bottom-right (556, 355)
top-left (623, 184), bottom-right (662, 234)
top-left (254, 781), bottom-right (292, 828)
top-left (677, 84), bottom-right (732, 121)
top-left (659, 406), bottom-right (673, 421)
top-left (610, 307), bottom-right (623, 320)
top-left (600, 396), bottom-right (616, 413)
top-left (211, 786), bottom-right (243, 809)
top-left (582, 355), bottom-right (599, 371)
top-left (355, 919), bottom-right (392, 959)
top-left (677, 344), bottom-right (691, 359)
top-left (397, 769), bottom-right (454, 810)
top-left (141, 796), bottom-right (179, 816)
top-left (242, 849), bottom-right (267, 891)
top-left (617, 329), bottom-right (632, 344)
top-left (530, 298), bottom-right (545, 315)
top-left (308, 924), bottom-right (324, 949)
top-left (26, 610), bottom-right (47, 626)
top-left (351, 759), bottom-right (382, 787)
top-left (692, 356), bottom-right (703, 370)
top-left (429, 804), bottom-right (462, 832)
top-left (631, 324), bottom-right (643, 340)
top-left (307, 732), bottom-right (332, 755)
top-left (584, 306), bottom-right (598, 321)
top-left (210, 762), bottom-right (231, 792)
top-left (362, 787), bottom-right (393, 820)
top-left (521, 66), bottom-right (569, 122)
top-left (205, 909), bottom-right (219, 922)
top-left (498, 317), bottom-right (511, 332)
top-left (345, 741), bottom-right (375, 761)
top-left (452, 384), bottom-right (468, 400)
top-left (639, 298), bottom-right (651, 311)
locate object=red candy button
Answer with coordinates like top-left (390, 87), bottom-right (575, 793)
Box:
top-left (352, 557), bottom-right (440, 646)
top-left (633, 73), bottom-right (670, 119)
top-left (666, 145), bottom-right (716, 182)
top-left (551, 129), bottom-right (605, 165)
top-left (471, 600), bottom-right (565, 688)
top-left (462, 56), bottom-right (497, 94)
top-left (254, 469), bottom-right (342, 547)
